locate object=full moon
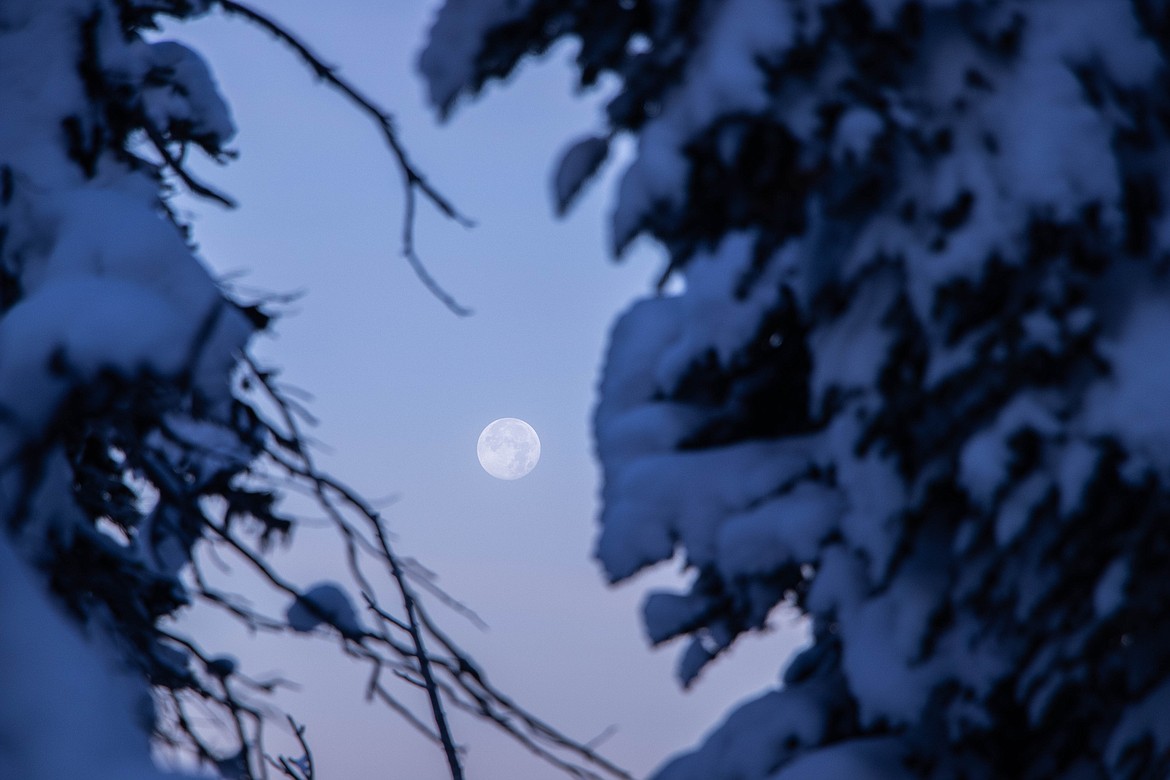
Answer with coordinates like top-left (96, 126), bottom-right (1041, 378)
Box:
top-left (477, 418), bottom-right (541, 480)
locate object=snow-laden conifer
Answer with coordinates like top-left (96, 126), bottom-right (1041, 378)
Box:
top-left (1, 3), bottom-right (632, 779)
top-left (422, 1), bottom-right (1170, 776)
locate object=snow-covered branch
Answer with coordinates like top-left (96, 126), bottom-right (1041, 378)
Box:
top-left (420, 0), bottom-right (1170, 777)
top-left (0, 2), bottom-right (626, 779)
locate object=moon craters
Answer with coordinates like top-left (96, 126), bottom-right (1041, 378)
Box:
top-left (477, 418), bottom-right (540, 480)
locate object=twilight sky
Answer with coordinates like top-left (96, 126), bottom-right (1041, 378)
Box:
top-left (165, 2), bottom-right (806, 777)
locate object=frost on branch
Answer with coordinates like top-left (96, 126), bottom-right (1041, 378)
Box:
top-left (423, 0), bottom-right (1170, 777)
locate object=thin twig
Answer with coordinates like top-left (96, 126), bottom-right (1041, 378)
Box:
top-left (402, 557), bottom-right (489, 631)
top-left (351, 495), bottom-right (465, 778)
top-left (284, 716), bottom-right (314, 780)
top-left (136, 347), bottom-right (634, 780)
top-left (272, 448), bottom-right (634, 780)
top-left (214, 0), bottom-right (473, 315)
top-left (368, 679), bottom-right (446, 745)
top-left (142, 120), bottom-right (238, 208)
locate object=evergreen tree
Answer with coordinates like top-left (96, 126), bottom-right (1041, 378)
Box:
top-left (422, 1), bottom-right (1170, 776)
top-left (0, 3), bottom-right (626, 778)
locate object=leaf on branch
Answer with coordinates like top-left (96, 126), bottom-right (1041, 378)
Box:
top-left (552, 134), bottom-right (609, 217)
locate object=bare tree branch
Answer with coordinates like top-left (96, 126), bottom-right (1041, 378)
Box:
top-left (222, 357), bottom-right (635, 780)
top-left (267, 716), bottom-right (314, 780)
top-left (213, 0), bottom-right (473, 315)
top-left (142, 119), bottom-right (238, 208)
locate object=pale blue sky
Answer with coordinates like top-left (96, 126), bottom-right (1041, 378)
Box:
top-left (167, 2), bottom-right (805, 777)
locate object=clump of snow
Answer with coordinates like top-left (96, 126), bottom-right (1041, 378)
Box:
top-left (0, 278), bottom-right (185, 442)
top-left (610, 0), bottom-right (795, 251)
top-left (1093, 559), bottom-right (1129, 618)
top-left (596, 438), bottom-right (818, 582)
top-left (287, 582), bottom-right (365, 639)
top-left (959, 395), bottom-right (1058, 509)
top-left (654, 680), bottom-right (839, 780)
top-left (1105, 678), bottom-right (1170, 774)
top-left (1082, 297), bottom-right (1170, 478)
top-left (643, 590), bottom-right (710, 646)
top-left (715, 483), bottom-right (842, 580)
top-left (417, 0), bottom-right (536, 116)
top-left (832, 108), bottom-right (884, 163)
top-left (807, 268), bottom-right (897, 407)
top-left (829, 420), bottom-right (906, 579)
top-left (769, 736), bottom-right (906, 780)
top-left (206, 655), bottom-right (238, 679)
top-left (993, 473), bottom-right (1050, 546)
top-left (1, 0), bottom-right (256, 773)
top-left (1056, 439), bottom-right (1099, 515)
top-left (150, 415), bottom-right (253, 486)
top-left (0, 533), bottom-right (192, 780)
top-left (552, 134), bottom-right (609, 216)
top-left (142, 40), bottom-right (235, 149)
top-left (655, 232), bottom-right (781, 380)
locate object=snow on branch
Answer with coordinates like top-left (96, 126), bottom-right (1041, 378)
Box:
top-left (420, 0), bottom-right (1170, 778)
top-left (0, 3), bottom-right (627, 780)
